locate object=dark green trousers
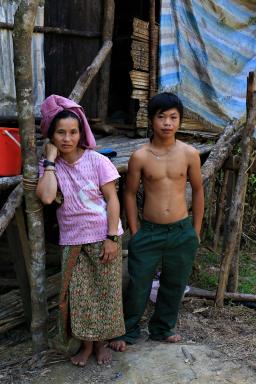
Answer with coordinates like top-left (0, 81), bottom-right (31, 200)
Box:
top-left (121, 217), bottom-right (199, 343)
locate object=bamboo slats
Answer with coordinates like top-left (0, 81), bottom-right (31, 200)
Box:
top-left (130, 18), bottom-right (155, 136)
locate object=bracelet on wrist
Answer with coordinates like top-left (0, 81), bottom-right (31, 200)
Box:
top-left (43, 159), bottom-right (55, 168)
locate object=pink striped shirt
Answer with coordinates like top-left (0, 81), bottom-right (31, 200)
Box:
top-left (39, 150), bottom-right (123, 245)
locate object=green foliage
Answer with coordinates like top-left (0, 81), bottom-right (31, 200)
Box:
top-left (238, 252), bottom-right (256, 294)
top-left (194, 248), bottom-right (256, 295)
top-left (247, 174), bottom-right (256, 201)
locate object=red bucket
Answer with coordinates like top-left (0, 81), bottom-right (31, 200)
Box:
top-left (0, 128), bottom-right (22, 176)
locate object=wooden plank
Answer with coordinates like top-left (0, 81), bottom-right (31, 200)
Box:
top-left (96, 136), bottom-right (214, 172)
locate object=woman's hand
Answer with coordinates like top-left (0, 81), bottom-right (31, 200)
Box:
top-left (45, 142), bottom-right (59, 162)
top-left (100, 239), bottom-right (118, 263)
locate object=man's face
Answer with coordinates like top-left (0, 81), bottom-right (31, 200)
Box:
top-left (152, 108), bottom-right (180, 139)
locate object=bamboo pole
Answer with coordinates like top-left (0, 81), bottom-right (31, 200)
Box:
top-left (0, 21), bottom-right (100, 38)
top-left (97, 0), bottom-right (115, 122)
top-left (186, 286), bottom-right (256, 302)
top-left (13, 0), bottom-right (48, 351)
top-left (215, 72), bottom-right (256, 307)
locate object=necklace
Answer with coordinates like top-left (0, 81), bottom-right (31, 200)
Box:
top-left (147, 147), bottom-right (174, 160)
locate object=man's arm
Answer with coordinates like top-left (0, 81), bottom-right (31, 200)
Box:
top-left (187, 149), bottom-right (204, 236)
top-left (124, 151), bottom-right (143, 236)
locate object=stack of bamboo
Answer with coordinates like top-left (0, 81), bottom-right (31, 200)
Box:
top-left (130, 18), bottom-right (150, 135)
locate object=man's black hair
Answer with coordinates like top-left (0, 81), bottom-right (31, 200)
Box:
top-left (148, 92), bottom-right (184, 121)
top-left (47, 110), bottom-right (82, 139)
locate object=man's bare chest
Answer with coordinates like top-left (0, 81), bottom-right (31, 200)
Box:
top-left (142, 157), bottom-right (188, 182)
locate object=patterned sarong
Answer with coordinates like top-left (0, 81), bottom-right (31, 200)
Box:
top-left (59, 240), bottom-right (125, 344)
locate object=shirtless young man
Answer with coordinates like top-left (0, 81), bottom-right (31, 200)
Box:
top-left (110, 92), bottom-right (204, 351)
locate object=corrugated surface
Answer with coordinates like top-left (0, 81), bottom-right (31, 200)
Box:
top-left (159, 0), bottom-right (256, 129)
top-left (0, 0), bottom-right (45, 118)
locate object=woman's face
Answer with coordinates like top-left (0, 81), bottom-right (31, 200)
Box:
top-left (51, 117), bottom-right (81, 155)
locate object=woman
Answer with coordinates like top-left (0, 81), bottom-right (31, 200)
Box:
top-left (36, 95), bottom-right (125, 366)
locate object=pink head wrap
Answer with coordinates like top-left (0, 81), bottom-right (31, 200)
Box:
top-left (40, 94), bottom-right (96, 149)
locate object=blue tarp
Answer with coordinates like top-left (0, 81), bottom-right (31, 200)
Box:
top-left (159, 0), bottom-right (256, 129)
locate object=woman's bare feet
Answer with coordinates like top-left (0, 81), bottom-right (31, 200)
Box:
top-left (70, 341), bottom-right (93, 366)
top-left (166, 334), bottom-right (182, 343)
top-left (94, 341), bottom-right (112, 365)
top-left (109, 339), bottom-right (127, 352)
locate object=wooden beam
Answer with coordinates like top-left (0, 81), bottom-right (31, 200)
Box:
top-left (69, 40), bottom-right (113, 104)
top-left (97, 0), bottom-right (115, 122)
top-left (0, 22), bottom-right (100, 38)
top-left (149, 0), bottom-right (158, 98)
top-left (0, 183), bottom-right (23, 237)
top-left (0, 176), bottom-right (22, 191)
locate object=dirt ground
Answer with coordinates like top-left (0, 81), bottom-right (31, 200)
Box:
top-left (0, 298), bottom-right (256, 384)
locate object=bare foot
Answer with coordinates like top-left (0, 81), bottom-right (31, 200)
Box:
top-left (109, 339), bottom-right (127, 352)
top-left (166, 334), bottom-right (182, 343)
top-left (70, 341), bottom-right (93, 366)
top-left (94, 341), bottom-right (112, 365)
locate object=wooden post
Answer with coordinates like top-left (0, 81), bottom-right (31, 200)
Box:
top-left (6, 216), bottom-right (32, 326)
top-left (213, 169), bottom-right (229, 251)
top-left (215, 72), bottom-right (256, 307)
top-left (149, 0), bottom-right (158, 99)
top-left (13, 0), bottom-right (48, 351)
top-left (97, 0), bottom-right (115, 122)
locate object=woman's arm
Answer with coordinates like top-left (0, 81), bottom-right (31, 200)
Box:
top-left (100, 180), bottom-right (120, 263)
top-left (36, 143), bottom-right (58, 204)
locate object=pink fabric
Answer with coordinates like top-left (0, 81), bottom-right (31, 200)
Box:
top-left (40, 94), bottom-right (96, 149)
top-left (39, 150), bottom-right (123, 245)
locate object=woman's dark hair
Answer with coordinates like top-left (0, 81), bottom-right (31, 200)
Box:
top-left (47, 110), bottom-right (83, 140)
top-left (148, 92), bottom-right (184, 121)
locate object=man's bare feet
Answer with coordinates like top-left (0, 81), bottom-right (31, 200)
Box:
top-left (109, 339), bottom-right (127, 352)
top-left (94, 341), bottom-right (112, 365)
top-left (166, 334), bottom-right (182, 343)
top-left (70, 341), bottom-right (93, 366)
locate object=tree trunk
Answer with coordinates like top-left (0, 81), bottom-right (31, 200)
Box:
top-left (97, 0), bottom-right (115, 122)
top-left (215, 72), bottom-right (256, 307)
top-left (13, 0), bottom-right (48, 351)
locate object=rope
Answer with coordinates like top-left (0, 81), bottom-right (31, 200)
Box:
top-left (25, 206), bottom-right (43, 214)
top-left (22, 177), bottom-right (39, 191)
